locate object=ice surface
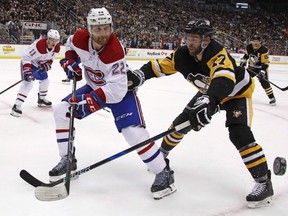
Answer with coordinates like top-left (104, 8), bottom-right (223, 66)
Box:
top-left (0, 59), bottom-right (287, 216)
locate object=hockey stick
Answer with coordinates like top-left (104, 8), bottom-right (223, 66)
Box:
top-left (19, 120), bottom-right (190, 201)
top-left (64, 65), bottom-right (77, 197)
top-left (0, 79), bottom-right (23, 95)
top-left (0, 67), bottom-right (43, 95)
top-left (247, 68), bottom-right (288, 91)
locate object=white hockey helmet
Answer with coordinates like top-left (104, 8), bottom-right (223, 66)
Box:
top-left (87, 7), bottom-right (112, 33)
top-left (47, 29), bottom-right (60, 40)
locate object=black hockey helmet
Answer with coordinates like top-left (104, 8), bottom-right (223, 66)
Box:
top-left (252, 34), bottom-right (262, 41)
top-left (184, 19), bottom-right (214, 38)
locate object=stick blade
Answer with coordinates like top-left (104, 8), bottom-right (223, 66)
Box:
top-left (35, 185), bottom-right (69, 201)
top-left (20, 170), bottom-right (44, 187)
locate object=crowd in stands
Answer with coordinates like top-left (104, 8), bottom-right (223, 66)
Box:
top-left (0, 0), bottom-right (287, 55)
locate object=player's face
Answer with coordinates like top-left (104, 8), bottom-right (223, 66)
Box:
top-left (184, 33), bottom-right (202, 56)
top-left (47, 38), bottom-right (59, 48)
top-left (252, 40), bottom-right (261, 49)
top-left (91, 24), bottom-right (112, 46)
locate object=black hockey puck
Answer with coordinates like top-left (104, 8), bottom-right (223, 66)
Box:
top-left (273, 157), bottom-right (286, 176)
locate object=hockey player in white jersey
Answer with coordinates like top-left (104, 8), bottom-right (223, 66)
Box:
top-left (10, 29), bottom-right (61, 117)
top-left (49, 7), bottom-right (175, 200)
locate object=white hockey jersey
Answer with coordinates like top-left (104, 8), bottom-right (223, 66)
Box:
top-left (21, 38), bottom-right (60, 67)
top-left (65, 29), bottom-right (127, 104)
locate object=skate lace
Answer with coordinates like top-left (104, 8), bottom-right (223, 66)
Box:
top-left (250, 181), bottom-right (266, 196)
top-left (53, 157), bottom-right (68, 171)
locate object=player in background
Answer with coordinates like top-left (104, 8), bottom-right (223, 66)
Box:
top-left (240, 35), bottom-right (276, 105)
top-left (10, 29), bottom-right (61, 117)
top-left (127, 19), bottom-right (274, 208)
top-left (49, 7), bottom-right (175, 200)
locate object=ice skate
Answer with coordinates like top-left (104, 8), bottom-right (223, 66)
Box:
top-left (62, 78), bottom-right (71, 84)
top-left (37, 93), bottom-right (52, 107)
top-left (10, 104), bottom-right (22, 117)
top-left (269, 97), bottom-right (276, 106)
top-left (246, 170), bottom-right (274, 208)
top-left (151, 158), bottom-right (176, 200)
top-left (49, 155), bottom-right (78, 182)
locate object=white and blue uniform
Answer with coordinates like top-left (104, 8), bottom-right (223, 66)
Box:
top-left (21, 37), bottom-right (59, 78)
top-left (15, 38), bottom-right (60, 107)
top-left (55, 29), bottom-right (165, 174)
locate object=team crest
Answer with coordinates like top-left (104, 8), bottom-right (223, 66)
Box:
top-left (233, 110), bottom-right (242, 118)
top-left (187, 73), bottom-right (210, 93)
top-left (85, 66), bottom-right (106, 85)
top-left (249, 54), bottom-right (259, 66)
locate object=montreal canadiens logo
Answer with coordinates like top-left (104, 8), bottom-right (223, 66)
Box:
top-left (86, 67), bottom-right (106, 85)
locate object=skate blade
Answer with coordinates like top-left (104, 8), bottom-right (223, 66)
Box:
top-left (35, 185), bottom-right (68, 201)
top-left (37, 104), bottom-right (52, 108)
top-left (62, 81), bottom-right (71, 85)
top-left (247, 196), bottom-right (272, 208)
top-left (10, 111), bottom-right (21, 117)
top-left (152, 183), bottom-right (177, 200)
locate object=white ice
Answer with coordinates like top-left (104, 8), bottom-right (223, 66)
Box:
top-left (0, 59), bottom-right (287, 216)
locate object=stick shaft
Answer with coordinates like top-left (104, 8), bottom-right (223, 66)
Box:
top-left (247, 68), bottom-right (288, 91)
top-left (0, 79), bottom-right (23, 95)
top-left (20, 121), bottom-right (190, 188)
top-left (64, 66), bottom-right (78, 194)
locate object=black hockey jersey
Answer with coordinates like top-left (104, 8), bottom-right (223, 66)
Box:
top-left (140, 40), bottom-right (254, 104)
top-left (242, 44), bottom-right (270, 72)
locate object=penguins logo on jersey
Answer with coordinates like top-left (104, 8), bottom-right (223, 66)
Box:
top-left (249, 54), bottom-right (259, 66)
top-left (233, 110), bottom-right (242, 118)
top-left (187, 73), bottom-right (210, 93)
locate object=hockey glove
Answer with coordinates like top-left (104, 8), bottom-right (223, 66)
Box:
top-left (185, 95), bottom-right (214, 130)
top-left (127, 69), bottom-right (145, 90)
top-left (23, 63), bottom-right (35, 82)
top-left (60, 58), bottom-right (82, 81)
top-left (239, 58), bottom-right (247, 68)
top-left (41, 60), bottom-right (53, 72)
top-left (257, 70), bottom-right (266, 79)
top-left (68, 91), bottom-right (105, 119)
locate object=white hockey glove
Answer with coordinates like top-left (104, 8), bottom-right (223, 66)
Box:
top-left (127, 69), bottom-right (145, 90)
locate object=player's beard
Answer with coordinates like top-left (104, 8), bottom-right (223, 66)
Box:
top-left (188, 45), bottom-right (203, 56)
top-left (93, 35), bottom-right (110, 46)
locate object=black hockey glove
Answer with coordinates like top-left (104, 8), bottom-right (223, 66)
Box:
top-left (239, 58), bottom-right (247, 68)
top-left (257, 70), bottom-right (266, 79)
top-left (127, 69), bottom-right (145, 90)
top-left (185, 95), bottom-right (217, 130)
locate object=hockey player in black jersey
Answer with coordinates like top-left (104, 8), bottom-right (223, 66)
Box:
top-left (240, 35), bottom-right (276, 105)
top-left (127, 19), bottom-right (274, 208)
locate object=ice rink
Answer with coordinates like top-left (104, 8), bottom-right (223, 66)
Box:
top-left (0, 59), bottom-right (287, 216)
